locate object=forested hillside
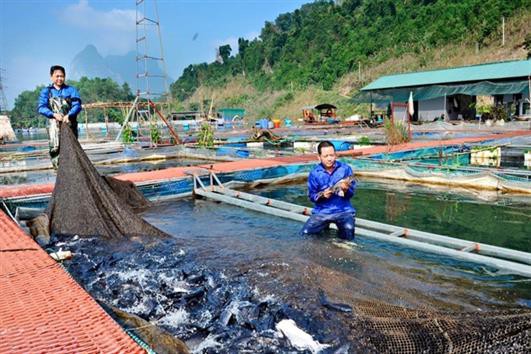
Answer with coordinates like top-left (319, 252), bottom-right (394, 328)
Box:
top-left (171, 0), bottom-right (529, 102)
top-left (9, 0), bottom-right (530, 127)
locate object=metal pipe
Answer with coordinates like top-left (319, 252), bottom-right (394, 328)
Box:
top-left (357, 218), bottom-right (531, 265)
top-left (210, 186), bottom-right (310, 214)
top-left (14, 207), bottom-right (43, 220)
top-left (210, 185), bottom-right (531, 263)
top-left (194, 188), bottom-right (308, 222)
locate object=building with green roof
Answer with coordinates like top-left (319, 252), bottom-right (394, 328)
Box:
top-left (218, 108), bottom-right (245, 121)
top-left (358, 59), bottom-right (530, 122)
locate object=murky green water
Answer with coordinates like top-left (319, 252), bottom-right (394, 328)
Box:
top-left (40, 173), bottom-right (530, 350)
top-left (143, 179), bottom-right (531, 314)
top-left (257, 179), bottom-right (531, 253)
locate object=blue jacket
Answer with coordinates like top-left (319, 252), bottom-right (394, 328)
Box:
top-left (308, 160), bottom-right (356, 215)
top-left (37, 85), bottom-right (82, 119)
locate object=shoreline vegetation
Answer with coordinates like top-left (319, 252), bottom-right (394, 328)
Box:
top-left (8, 1), bottom-right (531, 128)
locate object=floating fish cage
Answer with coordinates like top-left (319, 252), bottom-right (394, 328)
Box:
top-left (4, 167), bottom-right (531, 352)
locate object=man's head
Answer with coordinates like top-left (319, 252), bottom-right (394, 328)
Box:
top-left (50, 65), bottom-right (66, 87)
top-left (317, 141), bottom-right (336, 170)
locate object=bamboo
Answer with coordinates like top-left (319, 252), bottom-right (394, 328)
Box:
top-left (115, 96), bottom-right (139, 142)
top-left (84, 110), bottom-right (90, 139)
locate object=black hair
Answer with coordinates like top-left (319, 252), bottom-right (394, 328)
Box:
top-left (50, 65), bottom-right (66, 76)
top-left (317, 140), bottom-right (335, 155)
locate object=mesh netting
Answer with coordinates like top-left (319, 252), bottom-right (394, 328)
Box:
top-left (349, 300), bottom-right (531, 353)
top-left (343, 157), bottom-right (531, 189)
top-left (12, 131), bottom-right (529, 352)
top-left (46, 124), bottom-right (168, 239)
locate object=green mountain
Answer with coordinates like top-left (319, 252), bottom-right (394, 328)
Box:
top-left (170, 0), bottom-right (530, 104)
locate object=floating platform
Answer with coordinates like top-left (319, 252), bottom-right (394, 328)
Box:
top-left (192, 171), bottom-right (531, 278)
top-left (0, 212), bottom-right (144, 353)
top-left (1, 130), bottom-right (530, 352)
top-left (1, 130), bottom-right (529, 199)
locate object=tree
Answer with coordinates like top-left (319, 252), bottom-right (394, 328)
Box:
top-left (10, 86), bottom-right (45, 128)
top-left (524, 33), bottom-right (531, 59)
top-left (167, 0), bottom-right (528, 99)
top-left (218, 44), bottom-right (232, 64)
top-left (238, 38), bottom-right (250, 76)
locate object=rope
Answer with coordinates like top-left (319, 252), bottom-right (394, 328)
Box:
top-left (125, 329), bottom-right (158, 354)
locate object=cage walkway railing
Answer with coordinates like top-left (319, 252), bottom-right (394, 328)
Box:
top-left (192, 171), bottom-right (531, 278)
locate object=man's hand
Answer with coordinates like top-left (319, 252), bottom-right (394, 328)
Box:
top-left (340, 180), bottom-right (351, 192)
top-left (53, 113), bottom-right (64, 121)
top-left (63, 114), bottom-right (70, 124)
top-left (322, 189), bottom-right (333, 199)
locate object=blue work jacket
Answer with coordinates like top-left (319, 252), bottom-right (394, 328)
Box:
top-left (308, 160), bottom-right (356, 215)
top-left (37, 85), bottom-right (82, 119)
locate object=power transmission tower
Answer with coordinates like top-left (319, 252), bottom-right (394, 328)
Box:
top-left (135, 0), bottom-right (169, 100)
top-left (0, 68), bottom-right (8, 113)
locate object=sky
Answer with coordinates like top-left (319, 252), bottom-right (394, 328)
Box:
top-left (0, 0), bottom-right (309, 109)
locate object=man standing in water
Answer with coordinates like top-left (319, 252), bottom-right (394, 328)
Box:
top-left (38, 65), bottom-right (82, 168)
top-left (300, 141), bottom-right (356, 240)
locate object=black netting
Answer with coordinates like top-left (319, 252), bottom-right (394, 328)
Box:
top-left (46, 124), bottom-right (168, 239)
top-left (25, 124), bottom-right (531, 352)
top-left (348, 302), bottom-right (531, 353)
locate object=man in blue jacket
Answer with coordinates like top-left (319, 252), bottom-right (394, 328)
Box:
top-left (300, 141), bottom-right (356, 240)
top-left (38, 65), bottom-right (82, 167)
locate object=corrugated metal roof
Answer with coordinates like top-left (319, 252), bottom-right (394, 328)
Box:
top-left (362, 59), bottom-right (531, 91)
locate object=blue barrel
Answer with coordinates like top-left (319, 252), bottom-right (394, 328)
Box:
top-left (259, 118), bottom-right (269, 129)
top-left (18, 146), bottom-right (36, 152)
top-left (183, 123), bottom-right (190, 132)
top-left (216, 147), bottom-right (231, 156)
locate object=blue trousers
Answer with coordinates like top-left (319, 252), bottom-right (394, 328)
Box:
top-left (300, 211), bottom-right (356, 241)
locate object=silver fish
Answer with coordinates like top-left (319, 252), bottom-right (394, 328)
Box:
top-left (316, 174), bottom-right (355, 199)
